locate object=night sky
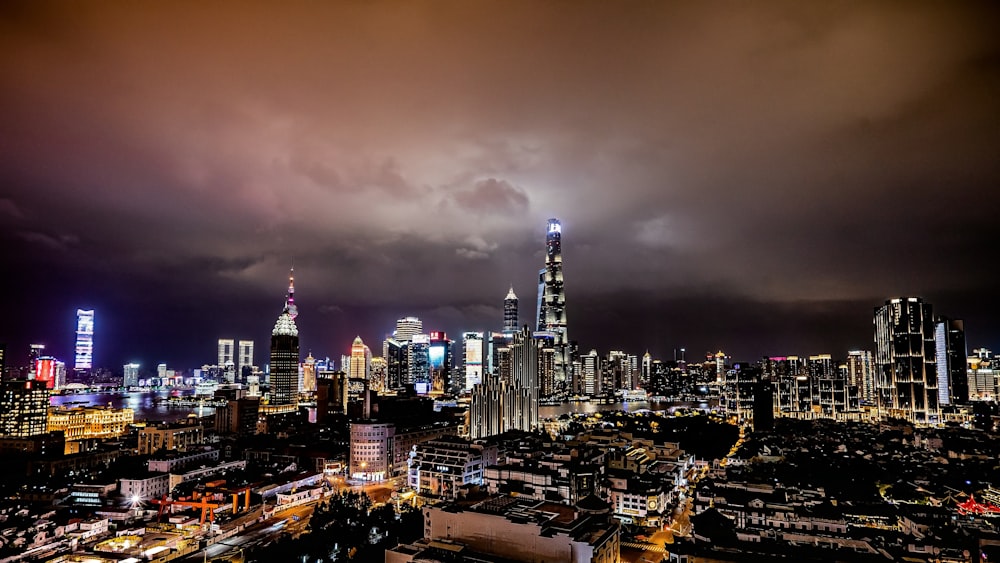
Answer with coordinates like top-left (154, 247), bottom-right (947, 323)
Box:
top-left (1, 2), bottom-right (998, 371)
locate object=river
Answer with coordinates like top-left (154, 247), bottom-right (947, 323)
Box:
top-left (50, 389), bottom-right (214, 423)
top-left (50, 391), bottom-right (714, 423)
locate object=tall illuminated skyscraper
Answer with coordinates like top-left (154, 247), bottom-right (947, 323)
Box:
top-left (934, 317), bottom-right (967, 405)
top-left (218, 338), bottom-right (236, 383)
top-left (462, 332), bottom-right (485, 391)
top-left (28, 344), bottom-right (44, 380)
top-left (349, 336), bottom-right (371, 380)
top-left (874, 297), bottom-right (939, 423)
top-left (394, 317), bottom-right (422, 341)
top-left (270, 290), bottom-right (300, 406)
top-left (123, 363), bottom-right (141, 387)
top-left (536, 218), bottom-right (568, 387)
top-left (74, 309), bottom-right (94, 373)
top-left (238, 340), bottom-right (254, 380)
top-left (503, 286), bottom-right (518, 333)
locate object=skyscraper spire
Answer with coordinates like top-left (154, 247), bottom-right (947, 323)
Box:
top-left (285, 267), bottom-right (298, 320)
top-left (503, 285), bottom-right (519, 333)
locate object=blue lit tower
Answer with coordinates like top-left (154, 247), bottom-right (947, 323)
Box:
top-left (270, 278), bottom-right (300, 406)
top-left (503, 286), bottom-right (518, 333)
top-left (536, 218), bottom-right (568, 387)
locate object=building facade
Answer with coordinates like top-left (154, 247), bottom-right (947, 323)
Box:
top-left (874, 297), bottom-right (939, 423)
top-left (536, 218), bottom-right (569, 389)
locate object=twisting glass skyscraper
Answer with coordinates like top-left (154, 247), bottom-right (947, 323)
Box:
top-left (536, 219), bottom-right (568, 387)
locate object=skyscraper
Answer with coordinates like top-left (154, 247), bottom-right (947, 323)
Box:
top-left (238, 340), bottom-right (254, 380)
top-left (503, 286), bottom-right (518, 333)
top-left (350, 336), bottom-right (371, 380)
top-left (934, 317), bottom-right (968, 405)
top-left (74, 309), bottom-right (94, 373)
top-left (462, 332), bottom-right (485, 391)
top-left (270, 293), bottom-right (300, 406)
top-left (874, 297), bottom-right (939, 423)
top-left (468, 325), bottom-right (539, 439)
top-left (28, 344), bottom-right (44, 380)
top-left (394, 317), bottom-right (422, 341)
top-left (218, 338), bottom-right (236, 383)
top-left (429, 332), bottom-right (453, 393)
top-left (123, 363), bottom-right (140, 387)
top-left (846, 350), bottom-right (875, 403)
top-left (536, 219), bottom-right (568, 387)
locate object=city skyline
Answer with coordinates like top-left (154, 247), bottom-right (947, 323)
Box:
top-left (2, 2), bottom-right (999, 368)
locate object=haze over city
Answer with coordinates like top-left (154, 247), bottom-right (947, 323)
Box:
top-left (2, 1), bottom-right (998, 368)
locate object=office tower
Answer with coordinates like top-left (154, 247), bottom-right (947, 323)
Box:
top-left (28, 344), bottom-right (45, 380)
top-left (269, 295), bottom-right (300, 406)
top-left (369, 357), bottom-right (387, 392)
top-left (469, 374), bottom-right (506, 440)
top-left (34, 356), bottom-right (56, 389)
top-left (408, 334), bottom-right (431, 394)
top-left (74, 309), bottom-right (94, 373)
top-left (0, 343), bottom-right (5, 378)
top-left (218, 338), bottom-right (236, 383)
top-left (582, 349), bottom-right (600, 396)
top-left (285, 268), bottom-right (298, 320)
top-left (394, 317), bottom-right (422, 341)
top-left (874, 297), bottom-right (939, 423)
top-left (238, 340), bottom-right (254, 381)
top-left (535, 219), bottom-right (569, 387)
top-left (503, 286), bottom-right (518, 332)
top-left (462, 332), bottom-right (485, 391)
top-left (0, 380), bottom-right (49, 437)
top-left (53, 360), bottom-right (66, 390)
top-left (302, 352), bottom-right (317, 392)
top-left (123, 363), bottom-right (140, 387)
top-left (468, 326), bottom-right (539, 439)
top-left (935, 318), bottom-right (968, 405)
top-left (384, 338), bottom-right (407, 391)
top-left (537, 341), bottom-right (556, 398)
top-left (641, 352), bottom-right (653, 390)
top-left (429, 332), bottom-right (452, 393)
top-left (714, 351), bottom-right (727, 384)
top-left (847, 350), bottom-right (876, 403)
top-left (350, 336), bottom-right (371, 380)
top-left (505, 326), bottom-right (539, 433)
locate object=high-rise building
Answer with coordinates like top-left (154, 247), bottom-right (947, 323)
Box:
top-left (269, 294), bottom-right (300, 406)
top-left (218, 338), bottom-right (236, 383)
top-left (641, 352), bottom-right (653, 390)
top-left (462, 332), bottom-right (485, 391)
top-left (582, 349), bottom-right (600, 396)
top-left (935, 317), bottom-right (968, 405)
top-left (34, 356), bottom-right (57, 389)
top-left (74, 309), bottom-right (94, 373)
top-left (238, 340), bottom-right (254, 380)
top-left (408, 334), bottom-right (431, 394)
top-left (350, 336), bottom-right (371, 381)
top-left (503, 286), bottom-right (518, 333)
top-left (124, 363), bottom-right (141, 387)
top-left (302, 352), bottom-right (317, 393)
top-left (536, 219), bottom-right (569, 388)
top-left (369, 357), bottom-right (387, 392)
top-left (28, 344), bottom-right (45, 380)
top-left (0, 343), bottom-right (6, 379)
top-left (394, 317), bottom-right (422, 341)
top-left (468, 326), bottom-right (540, 439)
top-left (874, 297), bottom-right (939, 423)
top-left (383, 338), bottom-right (408, 391)
top-left (429, 332), bottom-right (452, 394)
top-left (846, 350), bottom-right (876, 403)
top-left (0, 380), bottom-right (49, 437)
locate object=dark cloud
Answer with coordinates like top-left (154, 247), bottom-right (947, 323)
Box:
top-left (452, 178), bottom-right (530, 215)
top-left (0, 1), bottom-right (997, 367)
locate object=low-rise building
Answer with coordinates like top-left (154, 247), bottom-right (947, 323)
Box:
top-left (138, 422), bottom-right (204, 455)
top-left (386, 495), bottom-right (620, 563)
top-left (407, 436), bottom-right (498, 500)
